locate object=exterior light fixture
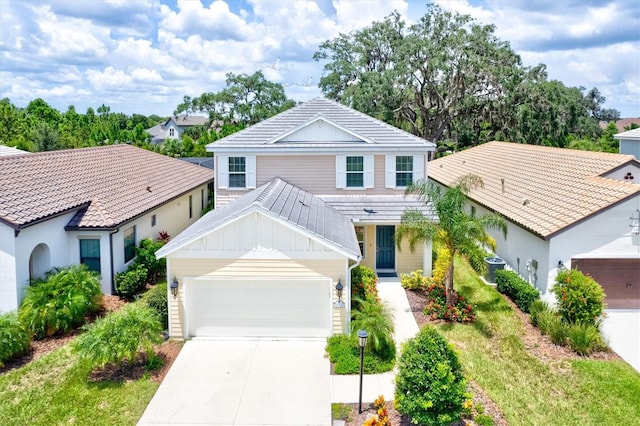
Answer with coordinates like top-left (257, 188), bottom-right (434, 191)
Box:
top-left (334, 279), bottom-right (345, 308)
top-left (357, 329), bottom-right (368, 413)
top-left (170, 277), bottom-right (179, 298)
top-left (557, 260), bottom-right (567, 271)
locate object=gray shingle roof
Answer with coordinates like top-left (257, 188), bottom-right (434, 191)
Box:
top-left (156, 178), bottom-right (361, 259)
top-left (321, 195), bottom-right (437, 223)
top-left (0, 145), bottom-right (213, 230)
top-left (209, 97), bottom-right (435, 150)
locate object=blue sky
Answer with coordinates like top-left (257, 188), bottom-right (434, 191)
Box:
top-left (0, 0), bottom-right (638, 117)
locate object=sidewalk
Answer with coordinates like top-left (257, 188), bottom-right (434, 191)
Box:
top-left (330, 277), bottom-right (420, 403)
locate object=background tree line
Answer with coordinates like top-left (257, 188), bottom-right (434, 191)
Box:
top-left (314, 4), bottom-right (629, 154)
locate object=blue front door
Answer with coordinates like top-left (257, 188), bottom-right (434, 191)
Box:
top-left (376, 226), bottom-right (395, 269)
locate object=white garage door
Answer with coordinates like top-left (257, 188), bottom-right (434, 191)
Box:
top-left (185, 277), bottom-right (332, 338)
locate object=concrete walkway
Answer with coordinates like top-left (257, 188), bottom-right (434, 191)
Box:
top-left (330, 277), bottom-right (420, 403)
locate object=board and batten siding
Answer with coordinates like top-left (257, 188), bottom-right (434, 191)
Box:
top-left (168, 257), bottom-right (347, 338)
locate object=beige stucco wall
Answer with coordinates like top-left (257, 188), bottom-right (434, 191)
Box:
top-left (167, 256), bottom-right (349, 339)
top-left (357, 224), bottom-right (426, 275)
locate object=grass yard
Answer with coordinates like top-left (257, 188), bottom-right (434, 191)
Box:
top-left (436, 257), bottom-right (640, 425)
top-left (0, 345), bottom-right (159, 426)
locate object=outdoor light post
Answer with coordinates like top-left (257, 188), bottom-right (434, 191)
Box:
top-left (358, 329), bottom-right (368, 414)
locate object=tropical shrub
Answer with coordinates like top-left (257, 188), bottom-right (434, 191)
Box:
top-left (19, 265), bottom-right (102, 339)
top-left (552, 269), bottom-right (606, 326)
top-left (351, 265), bottom-right (377, 308)
top-left (350, 297), bottom-right (395, 355)
top-left (395, 326), bottom-right (468, 425)
top-left (536, 309), bottom-right (568, 345)
top-left (144, 282), bottom-right (168, 330)
top-left (0, 312), bottom-right (31, 367)
top-left (362, 395), bottom-right (391, 426)
top-left (423, 282), bottom-right (475, 322)
top-left (115, 264), bottom-right (148, 300)
top-left (325, 334), bottom-right (395, 374)
top-left (432, 246), bottom-right (452, 285)
top-left (134, 238), bottom-right (166, 284)
top-left (495, 269), bottom-right (540, 313)
top-left (400, 269), bottom-right (431, 290)
top-left (566, 322), bottom-right (605, 355)
top-left (73, 303), bottom-right (163, 369)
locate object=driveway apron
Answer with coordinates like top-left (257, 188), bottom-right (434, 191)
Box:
top-left (602, 310), bottom-right (640, 372)
top-left (138, 339), bottom-right (331, 425)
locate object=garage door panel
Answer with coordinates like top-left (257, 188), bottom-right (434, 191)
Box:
top-left (186, 279), bottom-right (331, 337)
top-left (572, 258), bottom-right (640, 309)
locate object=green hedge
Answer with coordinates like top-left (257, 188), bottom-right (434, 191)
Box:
top-left (495, 269), bottom-right (540, 313)
top-left (144, 283), bottom-right (168, 330)
top-left (0, 312), bottom-right (32, 367)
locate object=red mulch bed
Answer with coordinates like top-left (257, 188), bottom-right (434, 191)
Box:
top-left (0, 295), bottom-right (183, 381)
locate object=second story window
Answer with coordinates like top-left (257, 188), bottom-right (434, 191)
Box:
top-left (169, 128), bottom-right (175, 137)
top-left (395, 156), bottom-right (413, 187)
top-left (346, 156), bottom-right (364, 187)
top-left (229, 157), bottom-right (246, 188)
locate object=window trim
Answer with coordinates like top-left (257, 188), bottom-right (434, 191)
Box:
top-left (395, 155), bottom-right (413, 188)
top-left (386, 155), bottom-right (424, 188)
top-left (346, 156), bottom-right (364, 188)
top-left (217, 155), bottom-right (256, 189)
top-left (336, 155), bottom-right (374, 189)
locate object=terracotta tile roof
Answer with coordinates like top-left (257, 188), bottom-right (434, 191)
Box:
top-left (0, 145), bottom-right (213, 229)
top-left (428, 142), bottom-right (640, 239)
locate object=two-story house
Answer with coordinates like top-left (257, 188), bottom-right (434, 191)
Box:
top-left (156, 98), bottom-right (436, 339)
top-left (147, 115), bottom-right (209, 145)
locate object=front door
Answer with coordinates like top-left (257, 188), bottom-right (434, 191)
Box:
top-left (376, 226), bottom-right (395, 269)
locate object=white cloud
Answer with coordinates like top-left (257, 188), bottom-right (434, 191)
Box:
top-left (86, 66), bottom-right (133, 91)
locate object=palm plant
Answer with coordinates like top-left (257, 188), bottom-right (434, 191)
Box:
top-left (350, 297), bottom-right (394, 355)
top-left (396, 174), bottom-right (507, 307)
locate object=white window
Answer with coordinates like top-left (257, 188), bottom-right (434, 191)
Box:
top-left (386, 155), bottom-right (424, 188)
top-left (336, 155), bottom-right (374, 189)
top-left (217, 155), bottom-right (256, 189)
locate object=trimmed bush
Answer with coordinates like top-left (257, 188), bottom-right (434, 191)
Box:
top-left (144, 283), bottom-right (168, 330)
top-left (73, 303), bottom-right (163, 369)
top-left (495, 270), bottom-right (540, 313)
top-left (400, 269), bottom-right (431, 290)
top-left (395, 326), bottom-right (468, 425)
top-left (566, 322), bottom-right (605, 355)
top-left (0, 312), bottom-right (32, 367)
top-left (460, 244), bottom-right (490, 276)
top-left (423, 282), bottom-right (476, 322)
top-left (351, 265), bottom-right (377, 308)
top-left (19, 265), bottom-right (103, 339)
top-left (115, 264), bottom-right (148, 300)
top-left (552, 269), bottom-right (606, 326)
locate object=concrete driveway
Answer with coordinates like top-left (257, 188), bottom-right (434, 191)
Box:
top-left (602, 310), bottom-right (640, 372)
top-left (138, 339), bottom-right (331, 425)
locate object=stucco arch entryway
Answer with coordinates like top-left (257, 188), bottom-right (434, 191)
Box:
top-left (29, 243), bottom-right (51, 282)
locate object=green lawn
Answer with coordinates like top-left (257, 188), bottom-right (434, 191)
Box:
top-left (436, 257), bottom-right (640, 425)
top-left (0, 345), bottom-right (158, 426)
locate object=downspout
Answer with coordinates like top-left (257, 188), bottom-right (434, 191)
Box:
top-left (346, 256), bottom-right (362, 335)
top-left (109, 229), bottom-right (118, 294)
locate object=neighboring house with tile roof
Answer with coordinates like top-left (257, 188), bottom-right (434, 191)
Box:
top-left (147, 115), bottom-right (209, 145)
top-left (429, 141), bottom-right (640, 309)
top-left (616, 127), bottom-right (640, 160)
top-left (600, 118), bottom-right (640, 132)
top-left (157, 97), bottom-right (436, 339)
top-left (0, 144), bottom-right (213, 313)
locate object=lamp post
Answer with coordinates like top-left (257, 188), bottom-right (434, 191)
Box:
top-left (358, 329), bottom-right (368, 414)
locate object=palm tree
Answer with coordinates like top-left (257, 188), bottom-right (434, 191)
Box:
top-left (396, 174), bottom-right (507, 306)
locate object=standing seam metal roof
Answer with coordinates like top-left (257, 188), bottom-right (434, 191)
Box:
top-left (156, 177), bottom-right (361, 259)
